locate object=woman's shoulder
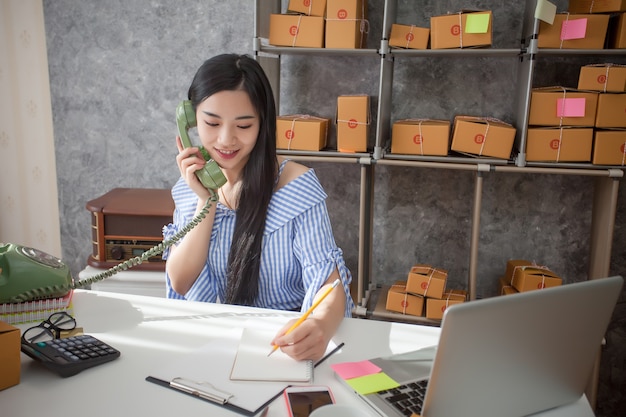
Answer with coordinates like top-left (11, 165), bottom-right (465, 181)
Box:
top-left (275, 157), bottom-right (310, 192)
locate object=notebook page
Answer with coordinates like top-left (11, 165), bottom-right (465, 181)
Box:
top-left (230, 327), bottom-right (313, 383)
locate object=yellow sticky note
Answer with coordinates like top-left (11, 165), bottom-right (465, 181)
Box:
top-left (345, 372), bottom-right (400, 395)
top-left (465, 13), bottom-right (490, 34)
top-left (534, 0), bottom-right (557, 25)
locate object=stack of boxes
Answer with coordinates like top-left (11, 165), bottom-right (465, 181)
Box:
top-left (269, 0), bottom-right (368, 49)
top-left (579, 64), bottom-right (626, 165)
top-left (386, 264), bottom-right (467, 320)
top-left (270, 1), bottom-right (370, 154)
top-left (527, 1), bottom-right (626, 165)
top-left (527, 64), bottom-right (626, 165)
top-left (527, 86), bottom-right (597, 162)
top-left (498, 260), bottom-right (563, 296)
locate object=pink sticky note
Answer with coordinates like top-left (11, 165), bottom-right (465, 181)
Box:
top-left (560, 18), bottom-right (587, 40)
top-left (330, 360), bottom-right (382, 380)
top-left (557, 98), bottom-right (586, 117)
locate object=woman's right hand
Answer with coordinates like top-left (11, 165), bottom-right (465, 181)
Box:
top-left (175, 135), bottom-right (213, 200)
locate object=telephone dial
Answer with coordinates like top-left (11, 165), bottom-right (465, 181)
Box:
top-left (0, 101), bottom-right (227, 304)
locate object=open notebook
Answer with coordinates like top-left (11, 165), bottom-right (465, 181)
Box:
top-left (230, 327), bottom-right (313, 383)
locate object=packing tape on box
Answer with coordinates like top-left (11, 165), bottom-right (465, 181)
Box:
top-left (422, 267), bottom-right (444, 298)
top-left (405, 25), bottom-right (417, 49)
top-left (291, 14), bottom-right (304, 47)
top-left (461, 116), bottom-right (506, 157)
top-left (444, 290), bottom-right (466, 307)
top-left (457, 12), bottom-right (464, 48)
top-left (286, 114), bottom-right (328, 151)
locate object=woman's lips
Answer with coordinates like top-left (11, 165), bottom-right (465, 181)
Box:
top-left (215, 149), bottom-right (239, 160)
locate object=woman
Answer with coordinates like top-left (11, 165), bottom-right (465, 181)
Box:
top-left (163, 53), bottom-right (354, 361)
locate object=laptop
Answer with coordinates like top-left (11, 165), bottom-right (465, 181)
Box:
top-left (340, 276), bottom-right (623, 417)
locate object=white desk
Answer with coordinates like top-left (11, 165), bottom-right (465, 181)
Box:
top-left (1, 290), bottom-right (595, 417)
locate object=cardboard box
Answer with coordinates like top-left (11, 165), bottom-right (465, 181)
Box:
top-left (287, 0), bottom-right (327, 17)
top-left (430, 11), bottom-right (492, 49)
top-left (498, 276), bottom-right (519, 296)
top-left (390, 119), bottom-right (450, 156)
top-left (592, 129), bottom-right (626, 165)
top-left (609, 13), bottom-right (626, 48)
top-left (276, 115), bottom-right (329, 151)
top-left (0, 321), bottom-right (20, 390)
top-left (389, 24), bottom-right (430, 50)
top-left (526, 127), bottom-right (593, 162)
top-left (450, 116), bottom-right (516, 159)
top-left (511, 266), bottom-right (563, 292)
top-left (336, 95), bottom-right (369, 152)
top-left (406, 264), bottom-right (448, 299)
top-left (595, 93), bottom-right (626, 128)
top-left (569, 0), bottom-right (626, 13)
top-left (528, 87), bottom-right (599, 127)
top-left (269, 14), bottom-right (325, 48)
top-left (578, 64), bottom-right (626, 92)
top-left (386, 282), bottom-right (424, 316)
top-left (325, 0), bottom-right (367, 48)
top-left (537, 14), bottom-right (610, 49)
top-left (505, 260), bottom-right (534, 284)
top-left (425, 289), bottom-right (467, 320)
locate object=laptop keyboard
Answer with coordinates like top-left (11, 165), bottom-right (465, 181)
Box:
top-left (379, 379), bottom-right (429, 416)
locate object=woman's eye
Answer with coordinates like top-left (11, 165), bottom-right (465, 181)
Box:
top-left (238, 125), bottom-right (253, 130)
top-left (204, 121), bottom-right (219, 127)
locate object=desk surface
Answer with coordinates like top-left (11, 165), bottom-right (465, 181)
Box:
top-left (1, 290), bottom-right (595, 417)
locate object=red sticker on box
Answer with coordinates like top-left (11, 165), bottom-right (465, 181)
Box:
top-left (451, 24), bottom-right (461, 36)
top-left (289, 25), bottom-right (299, 36)
top-left (413, 134), bottom-right (423, 144)
top-left (348, 118), bottom-right (359, 128)
top-left (405, 33), bottom-right (414, 42)
top-left (474, 134), bottom-right (485, 144)
top-left (337, 9), bottom-right (348, 19)
top-left (550, 139), bottom-right (561, 150)
top-left (285, 130), bottom-right (295, 140)
top-left (421, 282), bottom-right (428, 290)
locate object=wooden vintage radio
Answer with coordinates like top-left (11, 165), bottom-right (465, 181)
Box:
top-left (86, 188), bottom-right (174, 271)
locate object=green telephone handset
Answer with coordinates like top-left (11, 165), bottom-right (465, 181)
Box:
top-left (176, 100), bottom-right (227, 191)
top-left (0, 102), bottom-right (226, 304)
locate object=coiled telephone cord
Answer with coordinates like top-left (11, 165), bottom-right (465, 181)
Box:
top-left (10, 194), bottom-right (217, 303)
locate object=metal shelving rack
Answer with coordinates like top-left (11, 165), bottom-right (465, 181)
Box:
top-left (254, 0), bottom-right (624, 408)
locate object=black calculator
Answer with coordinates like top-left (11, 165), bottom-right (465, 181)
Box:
top-left (21, 334), bottom-right (121, 377)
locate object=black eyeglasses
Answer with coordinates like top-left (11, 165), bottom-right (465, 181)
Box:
top-left (22, 312), bottom-right (76, 344)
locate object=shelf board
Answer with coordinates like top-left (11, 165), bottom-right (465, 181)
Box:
top-left (257, 43), bottom-right (380, 57)
top-left (277, 149), bottom-right (371, 163)
top-left (390, 48), bottom-right (521, 58)
top-left (534, 48), bottom-right (626, 56)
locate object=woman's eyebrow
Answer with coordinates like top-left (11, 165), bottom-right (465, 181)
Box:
top-left (202, 111), bottom-right (256, 120)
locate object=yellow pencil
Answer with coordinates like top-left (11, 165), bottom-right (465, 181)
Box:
top-left (267, 278), bottom-right (341, 357)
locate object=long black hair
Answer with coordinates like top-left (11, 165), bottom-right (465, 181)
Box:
top-left (188, 54), bottom-right (278, 306)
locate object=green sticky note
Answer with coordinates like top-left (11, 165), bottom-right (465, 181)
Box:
top-left (465, 13), bottom-right (490, 34)
top-left (345, 372), bottom-right (400, 395)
